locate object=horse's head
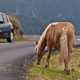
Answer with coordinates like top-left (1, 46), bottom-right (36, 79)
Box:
top-left (35, 40), bottom-right (45, 65)
top-left (35, 40), bottom-right (40, 64)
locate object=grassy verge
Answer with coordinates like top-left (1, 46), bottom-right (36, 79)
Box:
top-left (15, 35), bottom-right (36, 42)
top-left (15, 37), bottom-right (30, 42)
top-left (0, 38), bottom-right (28, 42)
top-left (27, 48), bottom-right (80, 80)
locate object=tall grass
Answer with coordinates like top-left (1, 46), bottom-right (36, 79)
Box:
top-left (27, 48), bottom-right (80, 80)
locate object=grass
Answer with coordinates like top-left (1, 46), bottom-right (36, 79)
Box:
top-left (27, 48), bottom-right (80, 80)
top-left (15, 37), bottom-right (29, 42)
top-left (15, 35), bottom-right (35, 42)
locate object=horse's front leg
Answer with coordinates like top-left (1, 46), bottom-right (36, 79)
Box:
top-left (45, 47), bottom-right (52, 68)
top-left (37, 50), bottom-right (44, 65)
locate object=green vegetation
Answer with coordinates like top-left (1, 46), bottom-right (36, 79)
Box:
top-left (15, 37), bottom-right (31, 42)
top-left (9, 15), bottom-right (23, 40)
top-left (27, 48), bottom-right (80, 80)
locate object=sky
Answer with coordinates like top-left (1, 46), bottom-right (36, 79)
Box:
top-left (16, 0), bottom-right (80, 22)
top-left (0, 0), bottom-right (80, 34)
top-left (0, 0), bottom-right (16, 14)
top-left (16, 0), bottom-right (80, 34)
top-left (0, 0), bottom-right (80, 22)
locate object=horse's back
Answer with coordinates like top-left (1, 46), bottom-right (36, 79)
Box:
top-left (46, 22), bottom-right (75, 48)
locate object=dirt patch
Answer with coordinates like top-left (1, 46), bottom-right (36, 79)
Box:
top-left (32, 76), bottom-right (46, 80)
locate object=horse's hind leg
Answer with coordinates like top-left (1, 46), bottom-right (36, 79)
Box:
top-left (62, 47), bottom-right (70, 75)
top-left (64, 59), bottom-right (70, 75)
top-left (45, 47), bottom-right (52, 68)
top-left (64, 40), bottom-right (73, 74)
top-left (63, 44), bottom-right (71, 75)
top-left (60, 32), bottom-right (70, 75)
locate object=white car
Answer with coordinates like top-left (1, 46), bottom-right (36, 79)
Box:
top-left (0, 12), bottom-right (14, 42)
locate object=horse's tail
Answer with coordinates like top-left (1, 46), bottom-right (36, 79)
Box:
top-left (59, 29), bottom-right (69, 63)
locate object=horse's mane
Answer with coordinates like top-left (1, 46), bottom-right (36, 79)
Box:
top-left (35, 22), bottom-right (59, 53)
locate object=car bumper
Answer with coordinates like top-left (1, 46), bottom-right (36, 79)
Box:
top-left (0, 32), bottom-right (10, 38)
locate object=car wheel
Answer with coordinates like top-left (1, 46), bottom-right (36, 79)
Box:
top-left (7, 32), bottom-right (14, 42)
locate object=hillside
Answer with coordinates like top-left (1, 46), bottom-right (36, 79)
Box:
top-left (9, 15), bottom-right (23, 40)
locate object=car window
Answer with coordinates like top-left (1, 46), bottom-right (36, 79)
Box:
top-left (0, 14), bottom-right (4, 23)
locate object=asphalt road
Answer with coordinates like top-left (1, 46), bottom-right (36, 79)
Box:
top-left (0, 36), bottom-right (79, 80)
top-left (0, 41), bottom-right (35, 80)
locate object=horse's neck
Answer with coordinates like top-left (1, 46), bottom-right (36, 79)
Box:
top-left (39, 37), bottom-right (46, 52)
top-left (36, 22), bottom-right (59, 52)
top-left (36, 24), bottom-right (50, 51)
top-left (38, 22), bottom-right (58, 46)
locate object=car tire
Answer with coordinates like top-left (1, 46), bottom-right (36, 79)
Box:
top-left (7, 32), bottom-right (14, 42)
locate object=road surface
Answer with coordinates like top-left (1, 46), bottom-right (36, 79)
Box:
top-left (0, 35), bottom-right (79, 80)
top-left (0, 41), bottom-right (35, 80)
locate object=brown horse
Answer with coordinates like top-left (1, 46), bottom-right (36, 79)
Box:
top-left (35, 21), bottom-right (76, 74)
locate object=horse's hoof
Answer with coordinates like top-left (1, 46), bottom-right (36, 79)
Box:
top-left (45, 64), bottom-right (49, 68)
top-left (36, 61), bottom-right (40, 65)
top-left (64, 69), bottom-right (70, 75)
top-left (71, 68), bottom-right (75, 72)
